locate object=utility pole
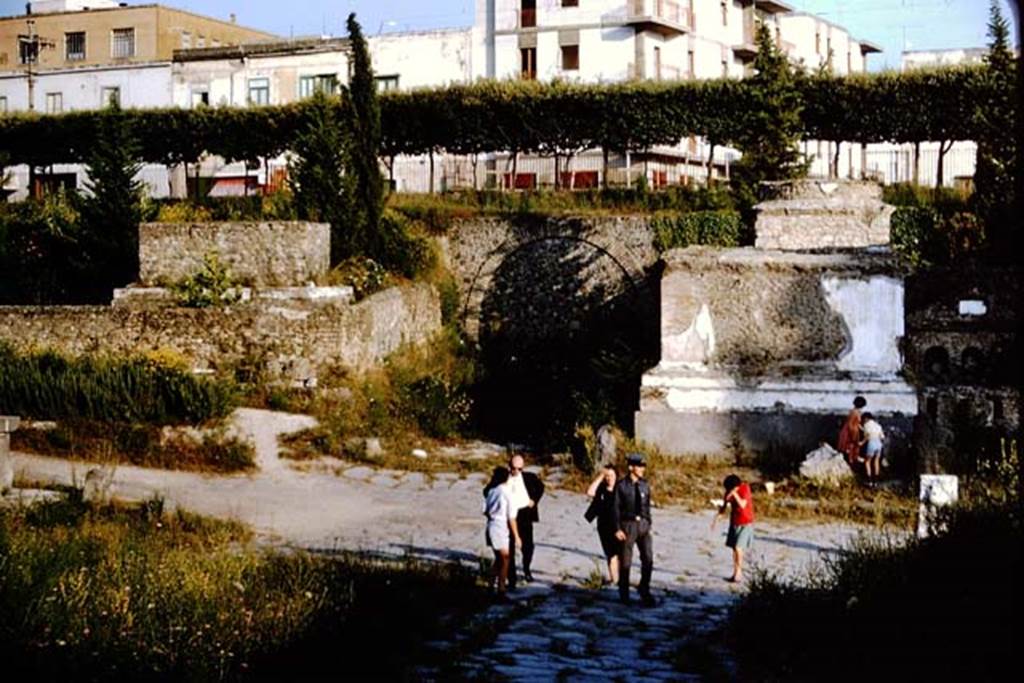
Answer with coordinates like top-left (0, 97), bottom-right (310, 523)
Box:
top-left (19, 18), bottom-right (55, 112)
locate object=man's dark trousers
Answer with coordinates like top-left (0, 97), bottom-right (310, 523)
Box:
top-left (619, 519), bottom-right (653, 600)
top-left (507, 508), bottom-right (534, 588)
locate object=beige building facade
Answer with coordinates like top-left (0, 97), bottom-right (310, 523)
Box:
top-left (0, 1), bottom-right (275, 72)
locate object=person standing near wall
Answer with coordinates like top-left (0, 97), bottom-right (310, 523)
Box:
top-left (613, 453), bottom-right (656, 607)
top-left (838, 396), bottom-right (867, 466)
top-left (506, 454), bottom-right (544, 587)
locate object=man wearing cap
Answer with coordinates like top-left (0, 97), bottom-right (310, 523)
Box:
top-left (506, 453), bottom-right (545, 588)
top-left (613, 453), bottom-right (656, 606)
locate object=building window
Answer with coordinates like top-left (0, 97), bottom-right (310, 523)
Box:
top-left (847, 51), bottom-right (852, 73)
top-left (180, 31), bottom-right (191, 49)
top-left (65, 31), bottom-right (86, 61)
top-left (561, 0), bottom-right (578, 6)
top-left (0, 96), bottom-right (7, 113)
top-left (248, 78), bottom-right (270, 105)
top-left (196, 35), bottom-right (206, 48)
top-left (520, 47), bottom-right (537, 80)
top-left (561, 44), bottom-right (579, 71)
top-left (45, 92), bottom-right (62, 114)
top-left (721, 0), bottom-right (728, 25)
top-left (191, 89), bottom-right (209, 108)
top-left (111, 28), bottom-right (135, 58)
top-left (520, 0), bottom-right (536, 29)
top-left (688, 49), bottom-right (695, 77)
top-left (101, 86), bottom-right (120, 107)
top-left (299, 74), bottom-right (339, 98)
top-left (375, 75), bottom-right (400, 92)
top-left (653, 46), bottom-right (661, 80)
top-left (19, 39), bottom-right (39, 65)
top-left (815, 31), bottom-right (821, 54)
top-left (721, 59), bottom-right (728, 77)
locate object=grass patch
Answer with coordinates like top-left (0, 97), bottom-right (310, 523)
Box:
top-left (0, 498), bottom-right (488, 681)
top-left (729, 498), bottom-right (1020, 681)
top-left (560, 434), bottom-right (916, 526)
top-left (12, 420), bottom-right (255, 474)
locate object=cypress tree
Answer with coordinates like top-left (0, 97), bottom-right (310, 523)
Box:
top-left (346, 13), bottom-right (385, 260)
top-left (972, 0), bottom-right (1018, 254)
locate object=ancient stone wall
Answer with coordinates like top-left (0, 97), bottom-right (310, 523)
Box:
top-left (904, 265), bottom-right (1021, 473)
top-left (445, 216), bottom-right (659, 340)
top-left (0, 283), bottom-right (440, 383)
top-left (139, 221), bottom-right (330, 287)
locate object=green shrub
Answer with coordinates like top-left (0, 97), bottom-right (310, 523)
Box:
top-left (882, 182), bottom-right (971, 213)
top-left (730, 501), bottom-right (1020, 681)
top-left (890, 206), bottom-right (938, 267)
top-left (652, 210), bottom-right (744, 252)
top-left (397, 376), bottom-right (472, 439)
top-left (170, 251), bottom-right (242, 307)
top-left (0, 343), bottom-right (237, 425)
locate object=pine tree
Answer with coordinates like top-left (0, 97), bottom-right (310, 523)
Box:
top-left (732, 22), bottom-right (807, 191)
top-left (78, 101), bottom-right (145, 297)
top-left (972, 0), bottom-right (1018, 254)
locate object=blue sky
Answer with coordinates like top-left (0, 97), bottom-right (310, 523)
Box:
top-left (2, 0), bottom-right (1017, 71)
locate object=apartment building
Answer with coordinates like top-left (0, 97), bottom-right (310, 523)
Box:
top-left (0, 0), bottom-right (275, 75)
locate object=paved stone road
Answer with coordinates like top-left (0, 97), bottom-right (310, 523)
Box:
top-left (11, 408), bottom-right (863, 681)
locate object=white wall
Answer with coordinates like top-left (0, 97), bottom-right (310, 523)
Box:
top-left (0, 61), bottom-right (172, 113)
top-left (369, 29), bottom-right (473, 90)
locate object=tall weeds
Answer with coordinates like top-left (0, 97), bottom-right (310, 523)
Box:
top-left (0, 343), bottom-right (237, 425)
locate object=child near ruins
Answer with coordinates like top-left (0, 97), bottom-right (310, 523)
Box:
top-left (860, 412), bottom-right (885, 482)
top-left (711, 474), bottom-right (755, 583)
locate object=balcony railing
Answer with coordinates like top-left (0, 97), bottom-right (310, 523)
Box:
top-left (626, 0), bottom-right (691, 35)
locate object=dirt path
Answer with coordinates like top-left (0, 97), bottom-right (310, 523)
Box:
top-left (11, 409), bottom-right (863, 680)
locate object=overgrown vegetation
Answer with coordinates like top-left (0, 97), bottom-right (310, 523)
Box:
top-left (170, 251), bottom-right (242, 308)
top-left (0, 343), bottom-right (237, 425)
top-left (279, 329), bottom-right (479, 467)
top-left (652, 210), bottom-right (744, 252)
top-left (729, 438), bottom-right (1019, 681)
top-left (0, 499), bottom-right (486, 681)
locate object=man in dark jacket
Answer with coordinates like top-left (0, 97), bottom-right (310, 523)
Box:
top-left (613, 452), bottom-right (655, 606)
top-left (507, 454), bottom-right (544, 587)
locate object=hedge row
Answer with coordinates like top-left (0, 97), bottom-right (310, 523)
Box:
top-left (0, 67), bottom-right (998, 168)
top-left (0, 343), bottom-right (237, 425)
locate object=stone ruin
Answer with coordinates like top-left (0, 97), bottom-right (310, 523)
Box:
top-left (635, 179), bottom-right (918, 461)
top-left (0, 221), bottom-right (441, 386)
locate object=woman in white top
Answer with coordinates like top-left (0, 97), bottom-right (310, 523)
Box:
top-left (483, 466), bottom-right (521, 596)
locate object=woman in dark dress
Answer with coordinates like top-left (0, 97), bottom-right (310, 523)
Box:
top-left (585, 464), bottom-right (621, 585)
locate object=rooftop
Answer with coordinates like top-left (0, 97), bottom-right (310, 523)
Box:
top-left (174, 37), bottom-right (350, 62)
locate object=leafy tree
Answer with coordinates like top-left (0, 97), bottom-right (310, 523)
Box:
top-left (77, 100), bottom-right (146, 298)
top-left (972, 0), bottom-right (1018, 252)
top-left (288, 92), bottom-right (353, 265)
top-left (732, 22), bottom-right (807, 193)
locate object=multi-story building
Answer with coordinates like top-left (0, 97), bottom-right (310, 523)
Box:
top-left (0, 0), bottom-right (274, 78)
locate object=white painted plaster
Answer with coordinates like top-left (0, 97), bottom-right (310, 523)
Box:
top-left (958, 299), bottom-right (987, 316)
top-left (662, 303), bottom-right (716, 365)
top-left (822, 275), bottom-right (905, 376)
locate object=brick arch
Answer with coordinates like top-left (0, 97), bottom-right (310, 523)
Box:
top-left (447, 217), bottom-right (657, 340)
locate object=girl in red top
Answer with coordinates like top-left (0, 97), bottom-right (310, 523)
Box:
top-left (711, 474), bottom-right (755, 583)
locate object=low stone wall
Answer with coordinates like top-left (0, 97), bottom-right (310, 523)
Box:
top-left (139, 221), bottom-right (330, 287)
top-left (0, 283), bottom-right (440, 383)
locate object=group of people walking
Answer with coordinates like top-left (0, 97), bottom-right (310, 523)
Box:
top-left (483, 451), bottom-right (756, 605)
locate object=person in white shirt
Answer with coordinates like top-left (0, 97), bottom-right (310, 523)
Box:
top-left (506, 454), bottom-right (545, 587)
top-left (860, 412), bottom-right (885, 481)
top-left (483, 466), bottom-right (521, 597)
